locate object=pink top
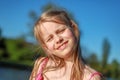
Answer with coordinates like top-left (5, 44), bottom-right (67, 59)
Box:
top-left (35, 58), bottom-right (48, 80)
top-left (89, 72), bottom-right (102, 80)
top-left (35, 58), bottom-right (102, 80)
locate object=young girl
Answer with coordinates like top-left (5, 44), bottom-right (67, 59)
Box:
top-left (29, 9), bottom-right (103, 80)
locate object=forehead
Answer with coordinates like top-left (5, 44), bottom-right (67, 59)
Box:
top-left (41, 22), bottom-right (62, 30)
top-left (40, 22), bottom-right (65, 37)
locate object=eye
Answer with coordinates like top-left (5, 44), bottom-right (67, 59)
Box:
top-left (46, 36), bottom-right (53, 42)
top-left (58, 28), bottom-right (66, 34)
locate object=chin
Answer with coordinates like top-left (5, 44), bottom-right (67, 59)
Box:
top-left (56, 48), bottom-right (73, 58)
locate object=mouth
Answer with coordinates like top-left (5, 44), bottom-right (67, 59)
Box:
top-left (56, 41), bottom-right (68, 50)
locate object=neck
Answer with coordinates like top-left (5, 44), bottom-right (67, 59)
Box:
top-left (63, 53), bottom-right (74, 62)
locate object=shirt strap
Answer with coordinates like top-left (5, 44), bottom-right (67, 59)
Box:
top-left (89, 72), bottom-right (102, 80)
top-left (36, 57), bottom-right (48, 80)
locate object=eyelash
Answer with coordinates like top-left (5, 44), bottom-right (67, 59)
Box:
top-left (46, 28), bottom-right (66, 42)
top-left (58, 28), bottom-right (65, 33)
top-left (47, 37), bottom-right (53, 42)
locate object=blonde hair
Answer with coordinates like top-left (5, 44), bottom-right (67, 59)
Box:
top-left (31, 9), bottom-right (85, 80)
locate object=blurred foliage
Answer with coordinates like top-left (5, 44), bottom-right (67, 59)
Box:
top-left (101, 39), bottom-right (111, 68)
top-left (0, 36), bottom-right (45, 66)
top-left (86, 38), bottom-right (120, 79)
top-left (0, 31), bottom-right (119, 80)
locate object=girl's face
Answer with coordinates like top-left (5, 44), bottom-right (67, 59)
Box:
top-left (40, 22), bottom-right (75, 60)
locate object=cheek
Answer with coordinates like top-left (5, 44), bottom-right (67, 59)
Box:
top-left (64, 29), bottom-right (74, 39)
top-left (46, 42), bottom-right (54, 50)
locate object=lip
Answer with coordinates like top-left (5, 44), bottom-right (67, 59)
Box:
top-left (56, 41), bottom-right (68, 50)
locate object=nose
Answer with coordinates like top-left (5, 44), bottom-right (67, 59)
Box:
top-left (55, 35), bottom-right (63, 44)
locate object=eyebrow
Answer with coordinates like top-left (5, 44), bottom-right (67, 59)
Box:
top-left (56, 27), bottom-right (66, 33)
top-left (47, 34), bottom-right (53, 39)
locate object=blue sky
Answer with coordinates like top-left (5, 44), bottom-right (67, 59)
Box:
top-left (0, 0), bottom-right (120, 63)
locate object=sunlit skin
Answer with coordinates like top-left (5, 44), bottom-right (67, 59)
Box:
top-left (40, 22), bottom-right (76, 61)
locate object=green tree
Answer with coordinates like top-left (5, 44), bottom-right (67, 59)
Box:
top-left (0, 26), bottom-right (2, 38)
top-left (0, 27), bottom-right (9, 59)
top-left (87, 53), bottom-right (101, 71)
top-left (101, 38), bottom-right (111, 79)
top-left (101, 38), bottom-right (110, 68)
top-left (110, 59), bottom-right (120, 79)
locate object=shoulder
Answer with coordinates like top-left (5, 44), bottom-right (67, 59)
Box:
top-left (29, 57), bottom-right (48, 80)
top-left (83, 65), bottom-right (103, 80)
top-left (35, 57), bottom-right (47, 65)
top-left (35, 57), bottom-right (49, 73)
